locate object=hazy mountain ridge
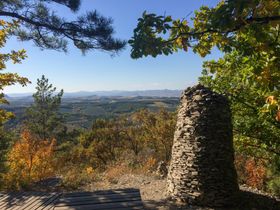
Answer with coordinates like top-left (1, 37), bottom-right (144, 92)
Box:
top-left (7, 89), bottom-right (182, 98)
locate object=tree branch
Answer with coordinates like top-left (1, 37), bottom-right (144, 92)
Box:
top-left (166, 15), bottom-right (280, 43)
top-left (0, 10), bottom-right (125, 52)
top-left (0, 11), bottom-right (63, 33)
top-left (234, 129), bottom-right (280, 156)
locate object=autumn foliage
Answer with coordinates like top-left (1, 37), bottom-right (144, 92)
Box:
top-left (0, 19), bottom-right (29, 126)
top-left (235, 154), bottom-right (267, 190)
top-left (244, 157), bottom-right (267, 189)
top-left (4, 130), bottom-right (56, 190)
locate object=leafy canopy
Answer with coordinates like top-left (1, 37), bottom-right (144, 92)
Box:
top-left (0, 0), bottom-right (126, 53)
top-left (129, 0), bottom-right (280, 58)
top-left (199, 50), bottom-right (280, 158)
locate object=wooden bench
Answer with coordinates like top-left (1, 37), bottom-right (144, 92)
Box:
top-left (0, 188), bottom-right (144, 209)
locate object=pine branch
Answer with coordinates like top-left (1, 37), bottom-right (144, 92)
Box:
top-left (0, 10), bottom-right (126, 52)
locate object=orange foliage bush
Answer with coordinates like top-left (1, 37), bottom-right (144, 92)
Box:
top-left (4, 130), bottom-right (56, 190)
top-left (245, 157), bottom-right (266, 189)
top-left (235, 154), bottom-right (267, 190)
top-left (140, 157), bottom-right (157, 174)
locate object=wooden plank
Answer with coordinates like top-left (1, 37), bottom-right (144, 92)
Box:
top-left (5, 192), bottom-right (43, 210)
top-left (36, 193), bottom-right (62, 210)
top-left (62, 188), bottom-right (139, 198)
top-left (0, 192), bottom-right (60, 210)
top-left (11, 192), bottom-right (48, 210)
top-left (25, 193), bottom-right (56, 210)
top-left (0, 188), bottom-right (144, 210)
top-left (58, 194), bottom-right (141, 202)
top-left (10, 193), bottom-right (41, 210)
top-left (0, 191), bottom-right (27, 209)
top-left (0, 192), bottom-right (22, 203)
top-left (56, 196), bottom-right (141, 207)
top-left (0, 194), bottom-right (13, 203)
top-left (57, 192), bottom-right (141, 204)
top-left (23, 194), bottom-right (52, 210)
top-left (54, 200), bottom-right (144, 210)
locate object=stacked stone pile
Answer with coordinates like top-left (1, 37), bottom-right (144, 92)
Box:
top-left (166, 84), bottom-right (239, 207)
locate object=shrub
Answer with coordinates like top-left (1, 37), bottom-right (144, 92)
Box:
top-left (244, 157), bottom-right (266, 189)
top-left (266, 156), bottom-right (280, 196)
top-left (105, 163), bottom-right (132, 184)
top-left (4, 130), bottom-right (56, 190)
top-left (235, 154), bottom-right (267, 190)
top-left (60, 166), bottom-right (95, 190)
top-left (267, 176), bottom-right (280, 196)
top-left (140, 157), bottom-right (157, 174)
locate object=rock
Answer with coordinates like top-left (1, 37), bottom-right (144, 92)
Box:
top-left (166, 84), bottom-right (239, 207)
top-left (156, 161), bottom-right (168, 178)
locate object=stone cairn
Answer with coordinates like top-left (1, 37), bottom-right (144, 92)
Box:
top-left (166, 84), bottom-right (239, 207)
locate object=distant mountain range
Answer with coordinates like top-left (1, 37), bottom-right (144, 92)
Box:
top-left (7, 89), bottom-right (182, 98)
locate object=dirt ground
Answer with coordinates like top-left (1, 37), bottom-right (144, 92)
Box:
top-left (31, 173), bottom-right (280, 210)
top-left (79, 173), bottom-right (280, 210)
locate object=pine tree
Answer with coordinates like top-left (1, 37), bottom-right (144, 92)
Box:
top-left (25, 75), bottom-right (64, 140)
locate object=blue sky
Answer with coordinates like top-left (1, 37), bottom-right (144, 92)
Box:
top-left (4, 0), bottom-right (221, 93)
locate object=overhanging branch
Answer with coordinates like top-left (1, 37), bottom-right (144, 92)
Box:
top-left (166, 15), bottom-right (280, 43)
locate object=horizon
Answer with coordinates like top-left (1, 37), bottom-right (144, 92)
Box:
top-left (7, 88), bottom-right (184, 97)
top-left (3, 0), bottom-right (221, 94)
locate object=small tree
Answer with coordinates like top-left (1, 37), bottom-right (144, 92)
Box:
top-left (130, 109), bottom-right (176, 161)
top-left (78, 119), bottom-right (123, 168)
top-left (25, 75), bottom-right (64, 140)
top-left (4, 130), bottom-right (56, 190)
top-left (0, 19), bottom-right (29, 187)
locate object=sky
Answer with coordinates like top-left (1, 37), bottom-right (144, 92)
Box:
top-left (4, 0), bottom-right (222, 93)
